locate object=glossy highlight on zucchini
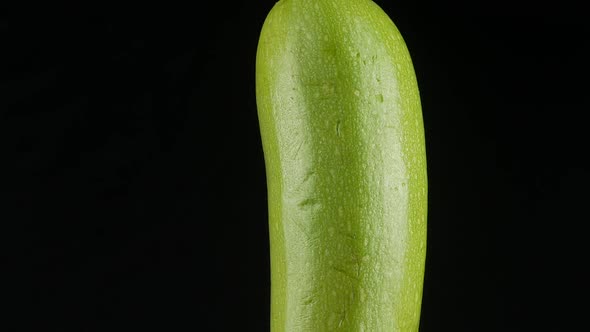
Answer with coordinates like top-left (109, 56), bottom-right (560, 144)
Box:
top-left (256, 0), bottom-right (427, 330)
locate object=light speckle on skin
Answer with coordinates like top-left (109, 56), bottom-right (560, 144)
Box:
top-left (336, 120), bottom-right (342, 136)
top-left (354, 90), bottom-right (360, 96)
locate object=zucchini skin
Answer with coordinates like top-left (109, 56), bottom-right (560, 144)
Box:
top-left (256, 0), bottom-right (427, 331)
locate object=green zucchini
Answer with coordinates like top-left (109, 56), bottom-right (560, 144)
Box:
top-left (256, 0), bottom-right (427, 330)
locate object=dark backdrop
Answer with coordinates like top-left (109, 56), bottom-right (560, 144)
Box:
top-left (3, 1), bottom-right (587, 331)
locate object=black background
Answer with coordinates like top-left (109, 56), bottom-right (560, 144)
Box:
top-left (2, 1), bottom-right (588, 331)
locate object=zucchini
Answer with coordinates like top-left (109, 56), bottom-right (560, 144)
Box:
top-left (256, 0), bottom-right (427, 330)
